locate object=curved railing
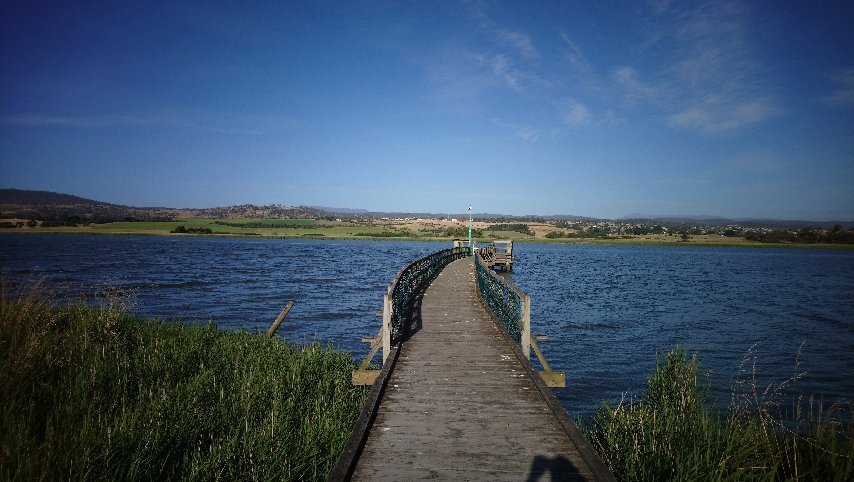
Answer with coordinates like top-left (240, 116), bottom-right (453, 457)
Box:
top-left (353, 245), bottom-right (563, 389)
top-left (389, 246), bottom-right (469, 341)
top-left (474, 253), bottom-right (563, 387)
top-left (352, 246), bottom-right (469, 385)
top-left (475, 254), bottom-right (528, 346)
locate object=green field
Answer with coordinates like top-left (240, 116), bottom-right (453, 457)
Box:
top-left (89, 220), bottom-right (543, 242)
top-left (91, 219), bottom-right (434, 239)
top-left (8, 218), bottom-right (852, 249)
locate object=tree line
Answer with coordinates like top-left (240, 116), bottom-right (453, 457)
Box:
top-left (744, 225), bottom-right (854, 244)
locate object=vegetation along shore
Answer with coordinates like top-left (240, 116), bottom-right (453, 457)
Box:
top-left (2, 188), bottom-right (853, 247)
top-left (0, 281), bottom-right (368, 481)
top-left (4, 217), bottom-right (854, 249)
top-left (3, 281), bottom-right (852, 480)
top-left (583, 348), bottom-right (853, 481)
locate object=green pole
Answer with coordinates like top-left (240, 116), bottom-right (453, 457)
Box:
top-left (468, 204), bottom-right (473, 255)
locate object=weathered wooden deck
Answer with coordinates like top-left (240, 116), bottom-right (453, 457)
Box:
top-left (345, 258), bottom-right (611, 481)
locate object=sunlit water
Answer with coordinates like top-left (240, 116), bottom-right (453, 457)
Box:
top-left (2, 234), bottom-right (852, 419)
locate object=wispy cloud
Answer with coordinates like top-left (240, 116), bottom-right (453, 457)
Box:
top-left (0, 114), bottom-right (160, 128)
top-left (446, 2), bottom-right (778, 134)
top-left (559, 32), bottom-right (602, 93)
top-left (499, 30), bottom-right (539, 60)
top-left (514, 126), bottom-right (539, 141)
top-left (666, 95), bottom-right (778, 134)
top-left (612, 67), bottom-right (658, 104)
top-left (490, 118), bottom-right (540, 141)
top-left (563, 100), bottom-right (591, 126)
top-left (613, 2), bottom-right (780, 133)
top-left (0, 112), bottom-right (298, 135)
top-left (461, 2), bottom-right (546, 93)
top-left (822, 67), bottom-right (854, 108)
top-left (485, 53), bottom-right (519, 89)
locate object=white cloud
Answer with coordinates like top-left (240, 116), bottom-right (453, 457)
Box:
top-left (666, 95), bottom-right (778, 134)
top-left (822, 67), bottom-right (854, 108)
top-left (514, 126), bottom-right (539, 141)
top-left (489, 118), bottom-right (539, 142)
top-left (560, 32), bottom-right (597, 81)
top-left (613, 67), bottom-right (658, 103)
top-left (499, 30), bottom-right (539, 60)
top-left (0, 112), bottom-right (297, 135)
top-left (488, 54), bottom-right (518, 89)
top-left (0, 114), bottom-right (157, 128)
top-left (615, 2), bottom-right (781, 133)
top-left (563, 100), bottom-right (590, 125)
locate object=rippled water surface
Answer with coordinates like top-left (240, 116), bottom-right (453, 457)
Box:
top-left (3, 234), bottom-right (853, 418)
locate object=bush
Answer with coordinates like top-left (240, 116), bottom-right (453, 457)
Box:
top-left (583, 347), bottom-right (854, 481)
top-left (170, 225), bottom-right (212, 234)
top-left (486, 223), bottom-right (534, 236)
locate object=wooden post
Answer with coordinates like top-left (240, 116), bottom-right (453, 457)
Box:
top-left (382, 292), bottom-right (391, 364)
top-left (266, 301), bottom-right (294, 337)
top-left (521, 294), bottom-right (531, 360)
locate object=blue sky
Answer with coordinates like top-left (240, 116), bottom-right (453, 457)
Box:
top-left (1, 1), bottom-right (852, 220)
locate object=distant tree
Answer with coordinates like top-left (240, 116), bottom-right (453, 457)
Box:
top-left (486, 223), bottom-right (534, 236)
top-left (796, 228), bottom-right (820, 243)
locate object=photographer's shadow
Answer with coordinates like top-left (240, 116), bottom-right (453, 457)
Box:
top-left (527, 454), bottom-right (586, 482)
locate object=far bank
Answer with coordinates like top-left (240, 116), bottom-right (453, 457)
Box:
top-left (3, 217), bottom-right (853, 250)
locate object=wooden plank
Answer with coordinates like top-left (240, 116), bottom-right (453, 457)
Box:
top-left (352, 369), bottom-right (380, 385)
top-left (328, 345), bottom-right (401, 481)
top-left (344, 258), bottom-right (614, 481)
top-left (540, 371), bottom-right (566, 388)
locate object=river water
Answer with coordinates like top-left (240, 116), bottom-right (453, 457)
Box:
top-left (2, 234), bottom-right (852, 419)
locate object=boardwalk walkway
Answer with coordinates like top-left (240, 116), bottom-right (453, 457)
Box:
top-left (348, 258), bottom-right (608, 481)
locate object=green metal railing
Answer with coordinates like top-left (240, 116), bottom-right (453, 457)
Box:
top-left (354, 246), bottom-right (469, 385)
top-left (390, 246), bottom-right (469, 340)
top-left (475, 254), bottom-right (564, 388)
top-left (475, 254), bottom-right (528, 346)
top-left (354, 245), bottom-right (563, 388)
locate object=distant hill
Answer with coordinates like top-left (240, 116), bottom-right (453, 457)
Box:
top-left (0, 188), bottom-right (114, 206)
top-left (0, 189), bottom-right (329, 224)
top-left (310, 206), bottom-right (371, 215)
top-left (1, 188), bottom-right (847, 229)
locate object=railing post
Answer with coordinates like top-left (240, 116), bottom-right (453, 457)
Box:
top-left (521, 293), bottom-right (531, 360)
top-left (382, 290), bottom-right (391, 364)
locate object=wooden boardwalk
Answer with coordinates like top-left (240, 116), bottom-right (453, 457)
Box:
top-left (345, 258), bottom-right (612, 481)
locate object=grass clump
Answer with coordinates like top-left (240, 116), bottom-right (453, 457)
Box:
top-left (0, 281), bottom-right (368, 481)
top-left (583, 347), bottom-right (853, 481)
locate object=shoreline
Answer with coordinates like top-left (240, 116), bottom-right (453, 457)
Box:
top-left (3, 227), bottom-right (853, 250)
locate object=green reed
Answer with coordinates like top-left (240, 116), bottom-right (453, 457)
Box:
top-left (0, 281), bottom-right (368, 481)
top-left (582, 347), bottom-right (853, 481)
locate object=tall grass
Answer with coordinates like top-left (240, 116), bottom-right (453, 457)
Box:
top-left (0, 281), bottom-right (368, 480)
top-left (583, 347), bottom-right (854, 481)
